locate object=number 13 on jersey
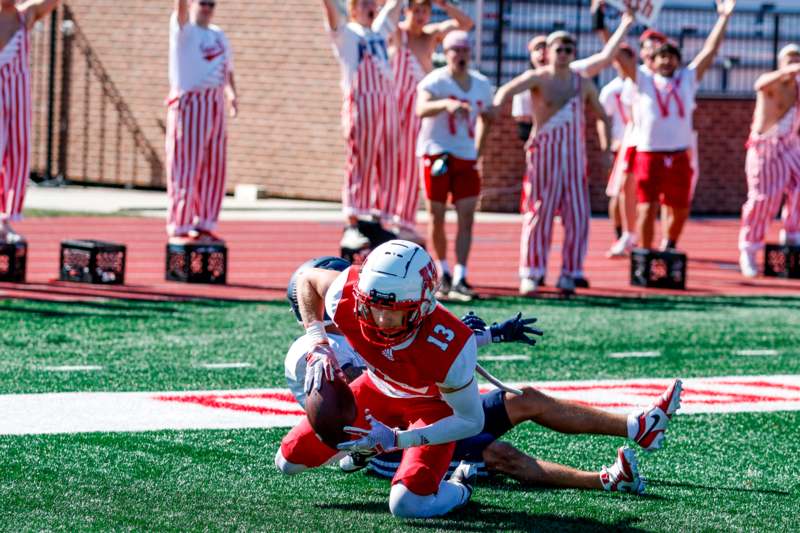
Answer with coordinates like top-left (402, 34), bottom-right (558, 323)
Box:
top-left (427, 324), bottom-right (455, 351)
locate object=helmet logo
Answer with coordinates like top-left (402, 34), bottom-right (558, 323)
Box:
top-left (418, 261), bottom-right (437, 293)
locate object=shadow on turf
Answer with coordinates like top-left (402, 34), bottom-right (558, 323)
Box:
top-left (316, 501), bottom-right (649, 532)
top-left (649, 479), bottom-right (792, 497)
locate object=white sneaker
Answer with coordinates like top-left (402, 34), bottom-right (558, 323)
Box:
top-left (607, 233), bottom-right (637, 258)
top-left (600, 447), bottom-right (645, 494)
top-left (449, 461), bottom-right (478, 508)
top-left (519, 277), bottom-right (539, 296)
top-left (556, 274), bottom-right (576, 294)
top-left (739, 250), bottom-right (758, 278)
top-left (630, 379), bottom-right (683, 451)
top-left (339, 450), bottom-right (377, 473)
top-left (779, 230), bottom-right (800, 247)
top-left (340, 226), bottom-right (370, 250)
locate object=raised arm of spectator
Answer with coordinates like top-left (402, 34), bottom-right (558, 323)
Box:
top-left (576, 11), bottom-right (635, 78)
top-left (321, 0), bottom-right (343, 32)
top-left (690, 0), bottom-right (736, 82)
top-left (426, 0), bottom-right (475, 40)
top-left (19, 0), bottom-right (61, 29)
top-left (493, 70), bottom-right (540, 110)
top-left (754, 62), bottom-right (800, 92)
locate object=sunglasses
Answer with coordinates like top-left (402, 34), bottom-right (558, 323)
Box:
top-left (555, 46), bottom-right (575, 55)
top-left (198, 1), bottom-right (215, 8)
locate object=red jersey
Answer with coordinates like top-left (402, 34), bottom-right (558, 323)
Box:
top-left (331, 267), bottom-right (475, 398)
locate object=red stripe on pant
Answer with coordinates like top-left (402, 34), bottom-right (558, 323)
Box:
top-left (520, 123), bottom-right (590, 279)
top-left (739, 137), bottom-right (800, 252)
top-left (165, 87), bottom-right (227, 236)
top-left (0, 42), bottom-right (31, 223)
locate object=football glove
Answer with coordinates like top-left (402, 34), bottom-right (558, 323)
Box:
top-left (460, 311), bottom-right (488, 333)
top-left (304, 343), bottom-right (341, 395)
top-left (490, 312), bottom-right (543, 346)
top-left (337, 410), bottom-right (399, 453)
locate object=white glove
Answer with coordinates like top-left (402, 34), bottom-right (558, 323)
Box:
top-left (337, 409), bottom-right (398, 453)
top-left (303, 343), bottom-right (340, 395)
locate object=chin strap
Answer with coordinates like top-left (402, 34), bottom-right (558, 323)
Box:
top-left (475, 364), bottom-right (523, 396)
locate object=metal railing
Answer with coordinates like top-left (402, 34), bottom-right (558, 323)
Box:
top-left (29, 5), bottom-right (163, 187)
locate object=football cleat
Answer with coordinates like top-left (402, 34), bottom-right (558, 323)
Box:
top-left (556, 274), bottom-right (576, 294)
top-left (340, 226), bottom-right (370, 250)
top-left (519, 277), bottom-right (539, 296)
top-left (630, 379), bottom-right (683, 451)
top-left (739, 250), bottom-right (758, 278)
top-left (449, 279), bottom-right (476, 302)
top-left (449, 460), bottom-right (478, 507)
top-left (339, 450), bottom-right (377, 473)
top-left (600, 447), bottom-right (645, 494)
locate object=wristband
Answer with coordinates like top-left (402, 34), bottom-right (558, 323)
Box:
top-left (305, 320), bottom-right (329, 348)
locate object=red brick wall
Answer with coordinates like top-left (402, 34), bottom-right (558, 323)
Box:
top-left (40, 2), bottom-right (755, 215)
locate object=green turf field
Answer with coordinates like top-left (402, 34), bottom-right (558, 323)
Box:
top-left (1, 296), bottom-right (799, 531)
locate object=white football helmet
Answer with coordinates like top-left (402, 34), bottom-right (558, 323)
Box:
top-left (354, 240), bottom-right (439, 347)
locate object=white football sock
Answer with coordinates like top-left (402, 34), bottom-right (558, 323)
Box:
top-left (388, 481), bottom-right (469, 518)
top-left (437, 260), bottom-right (450, 276)
top-left (453, 264), bottom-right (467, 285)
top-left (626, 411), bottom-right (642, 440)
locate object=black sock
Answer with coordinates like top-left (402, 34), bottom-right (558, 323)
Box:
top-left (615, 226), bottom-right (623, 239)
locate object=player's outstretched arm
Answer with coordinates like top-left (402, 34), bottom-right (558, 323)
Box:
top-left (297, 268), bottom-right (343, 393)
top-left (462, 311), bottom-right (543, 346)
top-left (19, 0), bottom-right (60, 29)
top-left (426, 0), bottom-right (475, 40)
top-left (576, 11), bottom-right (635, 79)
top-left (493, 70), bottom-right (540, 110)
top-left (754, 63), bottom-right (800, 92)
top-left (690, 0), bottom-right (736, 82)
top-left (320, 0), bottom-right (342, 32)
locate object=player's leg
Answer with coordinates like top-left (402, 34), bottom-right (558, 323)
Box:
top-left (662, 151), bottom-right (693, 249)
top-left (634, 152), bottom-right (662, 249)
top-left (779, 146), bottom-right (800, 245)
top-left (558, 144), bottom-right (590, 289)
top-left (166, 93), bottom-right (204, 239)
top-left (450, 161), bottom-right (481, 300)
top-left (376, 91), bottom-right (399, 222)
top-left (195, 89), bottom-right (227, 237)
top-left (395, 111), bottom-right (422, 240)
top-left (519, 141), bottom-right (558, 293)
top-left (0, 69), bottom-right (31, 240)
top-left (0, 85), bottom-right (13, 236)
top-left (482, 441), bottom-right (644, 493)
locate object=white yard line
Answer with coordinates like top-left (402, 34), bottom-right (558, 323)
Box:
top-left (40, 365), bottom-right (103, 372)
top-left (478, 355), bottom-right (530, 362)
top-left (608, 351), bottom-right (661, 359)
top-left (734, 349), bottom-right (779, 357)
top-left (197, 362), bottom-right (254, 369)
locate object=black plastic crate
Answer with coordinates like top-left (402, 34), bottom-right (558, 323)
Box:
top-left (0, 242), bottom-right (27, 282)
top-left (764, 244), bottom-right (800, 279)
top-left (60, 240), bottom-right (126, 284)
top-left (165, 243), bottom-right (227, 284)
top-left (630, 248), bottom-right (687, 289)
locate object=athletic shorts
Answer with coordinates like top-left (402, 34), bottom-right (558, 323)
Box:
top-left (368, 389), bottom-right (513, 479)
top-left (421, 154), bottom-right (481, 204)
top-left (634, 149), bottom-right (693, 209)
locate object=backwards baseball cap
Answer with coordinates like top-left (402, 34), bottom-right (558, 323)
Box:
top-left (443, 30), bottom-right (471, 50)
top-left (527, 35), bottom-right (547, 51)
top-left (779, 43), bottom-right (800, 61)
top-left (640, 29), bottom-right (668, 44)
top-left (546, 30), bottom-right (576, 47)
top-left (653, 40), bottom-right (682, 61)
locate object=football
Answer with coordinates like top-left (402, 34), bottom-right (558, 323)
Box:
top-left (305, 372), bottom-right (358, 449)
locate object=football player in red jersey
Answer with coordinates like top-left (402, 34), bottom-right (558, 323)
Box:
top-left (276, 240), bottom-right (485, 518)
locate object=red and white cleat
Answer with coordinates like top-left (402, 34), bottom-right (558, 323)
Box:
top-left (629, 379), bottom-right (683, 451)
top-left (600, 446), bottom-right (645, 494)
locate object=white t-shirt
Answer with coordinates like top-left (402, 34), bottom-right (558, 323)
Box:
top-left (284, 332), bottom-right (365, 408)
top-left (416, 68), bottom-right (494, 160)
top-left (168, 13), bottom-right (232, 94)
top-left (328, 8), bottom-right (396, 94)
top-left (510, 60), bottom-right (591, 121)
top-left (632, 65), bottom-right (699, 152)
top-left (599, 76), bottom-right (630, 148)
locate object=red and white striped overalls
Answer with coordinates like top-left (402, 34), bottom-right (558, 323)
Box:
top-left (0, 11), bottom-right (30, 223)
top-left (390, 30), bottom-right (425, 229)
top-left (739, 81), bottom-right (800, 252)
top-left (520, 74), bottom-right (590, 279)
top-left (342, 45), bottom-right (398, 220)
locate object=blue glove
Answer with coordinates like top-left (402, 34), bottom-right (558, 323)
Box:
top-left (460, 311), bottom-right (488, 333)
top-left (489, 312), bottom-right (543, 346)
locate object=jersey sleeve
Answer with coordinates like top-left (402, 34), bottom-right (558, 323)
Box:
top-left (685, 64), bottom-right (700, 94)
top-left (599, 84), bottom-right (616, 117)
top-left (417, 70), bottom-right (441, 98)
top-left (324, 268), bottom-right (350, 323)
top-left (170, 11), bottom-right (192, 43)
top-left (438, 334), bottom-right (478, 390)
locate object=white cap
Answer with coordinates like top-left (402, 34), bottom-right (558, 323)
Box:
top-left (779, 43), bottom-right (800, 61)
top-left (443, 30), bottom-right (471, 50)
top-left (546, 30), bottom-right (576, 47)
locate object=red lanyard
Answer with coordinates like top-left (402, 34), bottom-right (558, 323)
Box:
top-left (614, 93), bottom-right (629, 125)
top-left (447, 97), bottom-right (478, 138)
top-left (653, 75), bottom-right (685, 118)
